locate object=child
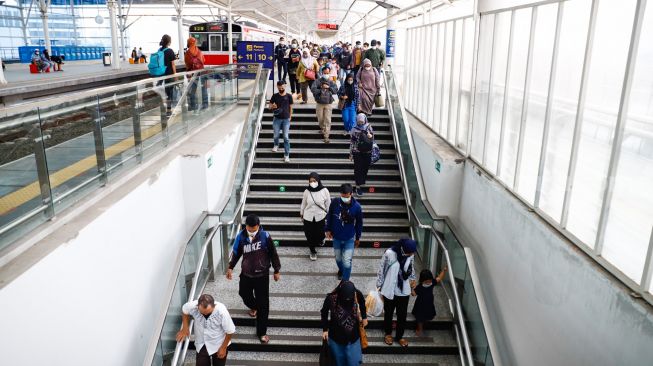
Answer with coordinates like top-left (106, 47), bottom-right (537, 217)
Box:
top-left (329, 59), bottom-right (339, 84)
top-left (411, 267), bottom-right (447, 336)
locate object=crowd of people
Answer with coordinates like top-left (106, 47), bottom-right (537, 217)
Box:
top-left (31, 48), bottom-right (64, 72)
top-left (173, 37), bottom-right (449, 366)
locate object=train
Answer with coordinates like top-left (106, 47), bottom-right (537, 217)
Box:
top-left (189, 22), bottom-right (286, 65)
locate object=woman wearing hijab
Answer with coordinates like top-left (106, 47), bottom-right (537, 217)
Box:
top-left (321, 281), bottom-right (368, 366)
top-left (356, 59), bottom-right (381, 115)
top-left (338, 73), bottom-right (360, 134)
top-left (296, 48), bottom-right (319, 105)
top-left (349, 113), bottom-right (374, 197)
top-left (300, 172), bottom-right (331, 261)
top-left (375, 238), bottom-right (417, 347)
top-left (184, 37), bottom-right (207, 112)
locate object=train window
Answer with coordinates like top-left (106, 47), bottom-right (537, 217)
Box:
top-left (225, 33), bottom-right (242, 51)
top-left (192, 33), bottom-right (209, 51)
top-left (210, 34), bottom-right (223, 51)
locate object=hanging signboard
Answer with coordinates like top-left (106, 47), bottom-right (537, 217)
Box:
top-left (317, 23), bottom-right (339, 30)
top-left (386, 29), bottom-right (396, 58)
top-left (236, 41), bottom-right (274, 80)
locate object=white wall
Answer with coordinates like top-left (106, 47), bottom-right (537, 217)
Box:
top-left (412, 122), bottom-right (653, 365)
top-left (0, 115), bottom-right (243, 365)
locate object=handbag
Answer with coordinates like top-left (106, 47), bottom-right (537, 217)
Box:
top-left (304, 68), bottom-right (316, 80)
top-left (374, 93), bottom-right (385, 108)
top-left (319, 339), bottom-right (332, 366)
top-left (338, 97), bottom-right (346, 110)
top-left (354, 293), bottom-right (368, 349)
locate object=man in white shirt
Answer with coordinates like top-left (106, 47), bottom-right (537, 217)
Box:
top-left (176, 294), bottom-right (236, 366)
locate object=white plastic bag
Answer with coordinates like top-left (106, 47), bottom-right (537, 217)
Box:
top-left (365, 289), bottom-right (384, 317)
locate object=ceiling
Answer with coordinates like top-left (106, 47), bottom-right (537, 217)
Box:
top-left (199, 0), bottom-right (431, 36)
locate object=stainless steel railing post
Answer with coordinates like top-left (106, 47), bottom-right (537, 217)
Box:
top-left (33, 107), bottom-right (54, 220)
top-left (132, 87), bottom-right (143, 163)
top-left (92, 96), bottom-right (108, 186)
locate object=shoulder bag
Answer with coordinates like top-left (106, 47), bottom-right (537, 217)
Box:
top-left (354, 293), bottom-right (368, 349)
top-left (304, 68), bottom-right (316, 80)
top-left (309, 190), bottom-right (328, 213)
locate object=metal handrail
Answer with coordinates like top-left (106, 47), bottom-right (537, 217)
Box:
top-left (383, 67), bottom-right (473, 366)
top-left (168, 66), bottom-right (270, 366)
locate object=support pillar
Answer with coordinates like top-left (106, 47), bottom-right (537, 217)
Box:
top-left (0, 56), bottom-right (7, 85)
top-left (107, 0), bottom-right (121, 70)
top-left (363, 16), bottom-right (368, 42)
top-left (117, 0), bottom-right (126, 60)
top-left (385, 8), bottom-right (397, 66)
top-left (70, 0), bottom-right (78, 45)
top-left (285, 13), bottom-right (289, 39)
top-left (38, 0), bottom-right (51, 54)
top-left (228, 0), bottom-right (233, 64)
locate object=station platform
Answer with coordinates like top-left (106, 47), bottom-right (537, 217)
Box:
top-left (0, 59), bottom-right (184, 107)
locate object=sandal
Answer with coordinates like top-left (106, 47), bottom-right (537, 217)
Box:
top-left (398, 338), bottom-right (409, 347)
top-left (248, 309), bottom-right (257, 318)
top-left (259, 335), bottom-right (270, 344)
top-left (384, 335), bottom-right (393, 346)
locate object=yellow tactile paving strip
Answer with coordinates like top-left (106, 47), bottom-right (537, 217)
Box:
top-left (0, 115), bottom-right (168, 216)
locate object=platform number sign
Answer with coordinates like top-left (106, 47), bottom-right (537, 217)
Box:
top-left (236, 41), bottom-right (274, 80)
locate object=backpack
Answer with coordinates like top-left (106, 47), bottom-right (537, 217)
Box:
top-left (317, 89), bottom-right (332, 104)
top-left (188, 52), bottom-right (203, 71)
top-left (148, 48), bottom-right (168, 76)
top-left (356, 127), bottom-right (374, 153)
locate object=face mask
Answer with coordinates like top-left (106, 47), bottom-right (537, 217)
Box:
top-left (278, 88), bottom-right (285, 93)
top-left (309, 182), bottom-right (318, 188)
top-left (347, 80), bottom-right (353, 85)
top-left (292, 44), bottom-right (298, 48)
top-left (422, 282), bottom-right (432, 288)
top-left (247, 230), bottom-right (258, 238)
top-left (341, 197), bottom-right (351, 204)
top-left (365, 66), bottom-right (371, 70)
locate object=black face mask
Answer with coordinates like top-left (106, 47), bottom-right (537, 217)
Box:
top-left (278, 89), bottom-right (285, 93)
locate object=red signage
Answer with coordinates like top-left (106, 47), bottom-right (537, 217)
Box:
top-left (373, 241), bottom-right (381, 248)
top-left (317, 23), bottom-right (339, 30)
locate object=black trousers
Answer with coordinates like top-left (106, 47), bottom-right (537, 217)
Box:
top-left (383, 295), bottom-right (410, 340)
top-left (353, 152), bottom-right (372, 186)
top-left (196, 345), bottom-right (228, 366)
top-left (277, 60), bottom-right (288, 81)
top-left (239, 274), bottom-right (270, 337)
top-left (288, 72), bottom-right (300, 94)
top-left (303, 217), bottom-right (325, 253)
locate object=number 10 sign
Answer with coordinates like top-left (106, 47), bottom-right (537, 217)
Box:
top-left (236, 41), bottom-right (274, 80)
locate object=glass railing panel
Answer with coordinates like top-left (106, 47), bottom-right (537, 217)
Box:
top-left (0, 66), bottom-right (244, 250)
top-left (151, 214), bottom-right (211, 366)
top-left (0, 108), bottom-right (51, 245)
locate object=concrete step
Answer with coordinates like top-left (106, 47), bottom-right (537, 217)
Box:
top-left (248, 179), bottom-right (403, 195)
top-left (245, 191), bottom-right (407, 206)
top-left (250, 168), bottom-right (400, 179)
top-left (258, 129), bottom-right (394, 137)
top-left (264, 108), bottom-right (389, 116)
top-left (263, 231), bottom-right (411, 247)
top-left (256, 139), bottom-right (397, 150)
top-left (261, 120), bottom-right (392, 130)
top-left (183, 350), bottom-right (462, 365)
top-left (249, 216), bottom-right (409, 228)
top-left (244, 203), bottom-right (407, 214)
top-left (255, 147), bottom-right (396, 156)
top-left (252, 157), bottom-right (398, 167)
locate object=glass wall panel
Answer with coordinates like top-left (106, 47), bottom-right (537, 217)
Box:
top-left (498, 8), bottom-right (532, 187)
top-left (567, 0), bottom-right (637, 246)
top-left (450, 19), bottom-right (463, 147)
top-left (538, 0), bottom-right (592, 221)
top-left (516, 3), bottom-right (557, 203)
top-left (441, 22), bottom-right (453, 140)
top-left (485, 12), bottom-right (512, 173)
top-left (472, 14), bottom-right (495, 160)
top-left (602, 1), bottom-right (653, 283)
top-left (457, 18), bottom-right (475, 152)
top-left (426, 25), bottom-right (437, 129)
top-left (435, 23), bottom-right (445, 133)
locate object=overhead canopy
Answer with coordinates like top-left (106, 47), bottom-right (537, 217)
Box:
top-left (194, 0), bottom-right (434, 37)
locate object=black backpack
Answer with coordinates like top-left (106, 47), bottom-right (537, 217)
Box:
top-left (357, 128), bottom-right (373, 153)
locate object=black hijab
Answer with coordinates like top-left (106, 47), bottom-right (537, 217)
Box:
top-left (344, 73), bottom-right (356, 101)
top-left (390, 238), bottom-right (417, 291)
top-left (307, 171), bottom-right (324, 192)
top-left (329, 281), bottom-right (358, 334)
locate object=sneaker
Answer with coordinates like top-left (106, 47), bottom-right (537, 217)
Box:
top-left (323, 136), bottom-right (330, 143)
top-left (355, 187), bottom-right (364, 197)
top-left (337, 270), bottom-right (343, 280)
top-left (309, 252), bottom-right (317, 261)
top-left (284, 156), bottom-right (290, 163)
top-left (271, 146), bottom-right (278, 152)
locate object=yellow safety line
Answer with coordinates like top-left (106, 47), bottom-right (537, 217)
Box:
top-left (0, 116), bottom-right (167, 215)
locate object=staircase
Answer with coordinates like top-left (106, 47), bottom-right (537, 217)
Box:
top-left (187, 105), bottom-right (461, 365)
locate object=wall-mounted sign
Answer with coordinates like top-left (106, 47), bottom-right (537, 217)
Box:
top-left (236, 41), bottom-right (274, 80)
top-left (317, 23), bottom-right (339, 30)
top-left (386, 29), bottom-right (396, 58)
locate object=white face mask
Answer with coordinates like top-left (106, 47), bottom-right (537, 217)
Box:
top-left (347, 80), bottom-right (353, 85)
top-left (309, 182), bottom-right (319, 188)
top-left (292, 44), bottom-right (298, 48)
top-left (365, 66), bottom-right (371, 70)
top-left (247, 230), bottom-right (258, 238)
top-left (341, 196), bottom-right (351, 204)
top-left (422, 283), bottom-right (432, 288)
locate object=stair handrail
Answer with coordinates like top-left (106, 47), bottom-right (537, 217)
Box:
top-left (168, 66), bottom-right (271, 366)
top-left (382, 67), bottom-right (474, 366)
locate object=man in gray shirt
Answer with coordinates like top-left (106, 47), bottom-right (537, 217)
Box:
top-left (176, 294), bottom-right (236, 366)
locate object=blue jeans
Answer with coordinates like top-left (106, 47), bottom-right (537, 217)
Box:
top-left (342, 103), bottom-right (357, 132)
top-left (188, 75), bottom-right (208, 111)
top-left (333, 237), bottom-right (355, 280)
top-left (272, 117), bottom-right (290, 156)
top-left (329, 338), bottom-right (362, 366)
